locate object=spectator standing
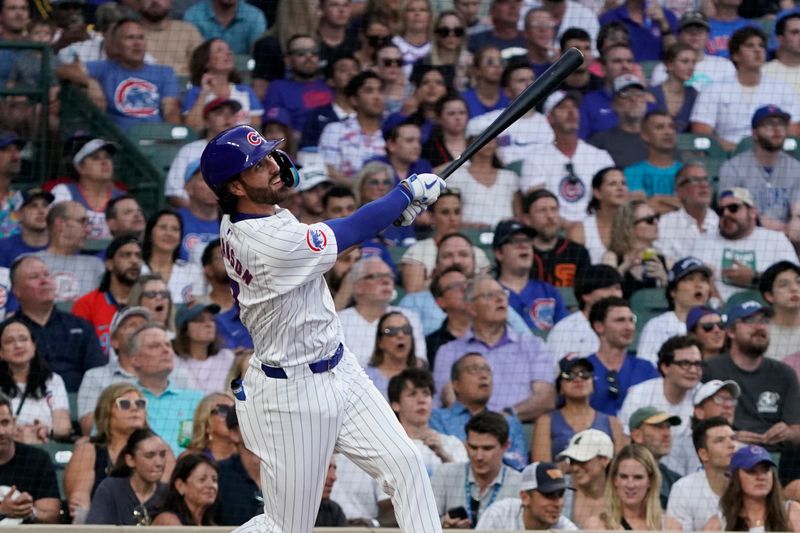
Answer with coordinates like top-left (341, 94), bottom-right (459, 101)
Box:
top-left (760, 261), bottom-right (800, 361)
top-left (468, 0), bottom-right (526, 54)
top-left (599, 0), bottom-right (678, 61)
top-left (588, 75), bottom-right (649, 169)
top-left (138, 0), bottom-right (203, 76)
top-left (0, 188), bottom-right (51, 269)
top-left (763, 13), bottom-right (800, 99)
top-left (706, 0), bottom-right (752, 58)
top-left (183, 0), bottom-right (265, 54)
top-left (650, 43), bottom-right (699, 133)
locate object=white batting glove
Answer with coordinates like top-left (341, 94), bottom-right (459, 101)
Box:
top-left (401, 173), bottom-right (446, 206)
top-left (397, 201), bottom-right (425, 226)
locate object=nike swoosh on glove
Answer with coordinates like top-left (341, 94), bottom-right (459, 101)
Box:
top-left (402, 173), bottom-right (447, 206)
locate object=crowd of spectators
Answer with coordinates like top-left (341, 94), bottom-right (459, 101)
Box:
top-left (2, 0), bottom-right (800, 529)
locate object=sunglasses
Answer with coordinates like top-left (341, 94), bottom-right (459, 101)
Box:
top-left (561, 369), bottom-right (593, 381)
top-left (711, 395), bottom-right (737, 407)
top-left (367, 35), bottom-right (393, 48)
top-left (380, 58), bottom-right (404, 67)
top-left (381, 324), bottom-right (412, 337)
top-left (671, 360), bottom-right (703, 370)
top-left (211, 404), bottom-right (233, 417)
top-left (635, 214), bottom-right (660, 225)
top-left (142, 290), bottom-right (170, 299)
top-left (677, 176), bottom-right (709, 187)
top-left (435, 26), bottom-right (465, 38)
top-left (715, 203), bottom-right (745, 216)
top-left (699, 321), bottom-right (724, 332)
top-left (116, 398), bottom-right (147, 411)
top-left (564, 162), bottom-right (579, 183)
top-left (606, 370), bottom-right (619, 398)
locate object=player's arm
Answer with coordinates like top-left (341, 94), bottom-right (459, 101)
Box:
top-left (325, 173), bottom-right (445, 251)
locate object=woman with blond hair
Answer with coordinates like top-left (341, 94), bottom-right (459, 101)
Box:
top-left (420, 10), bottom-right (472, 90)
top-left (392, 0), bottom-right (433, 77)
top-left (128, 274), bottom-right (175, 337)
top-left (183, 393), bottom-right (236, 462)
top-left (585, 444), bottom-right (681, 530)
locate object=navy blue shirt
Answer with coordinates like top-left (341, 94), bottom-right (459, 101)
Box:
top-left (16, 308), bottom-right (106, 392)
top-left (0, 233), bottom-right (47, 268)
top-left (467, 30), bottom-right (526, 54)
top-left (215, 306), bottom-right (253, 351)
top-left (599, 5), bottom-right (679, 61)
top-left (300, 103), bottom-right (341, 149)
top-left (215, 454), bottom-right (262, 526)
top-left (586, 351), bottom-right (659, 416)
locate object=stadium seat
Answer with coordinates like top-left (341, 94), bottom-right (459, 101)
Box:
top-left (639, 60), bottom-right (660, 82)
top-left (676, 133), bottom-right (729, 184)
top-left (630, 288), bottom-right (669, 348)
top-left (557, 286), bottom-right (578, 312)
top-left (55, 301), bottom-right (73, 313)
top-left (733, 136), bottom-right (800, 159)
top-left (234, 54), bottom-right (255, 84)
top-left (41, 441), bottom-right (74, 501)
top-left (127, 122), bottom-right (198, 145)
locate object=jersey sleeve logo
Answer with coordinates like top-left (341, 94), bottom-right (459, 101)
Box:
top-left (246, 131), bottom-right (263, 146)
top-left (306, 227), bottom-right (328, 252)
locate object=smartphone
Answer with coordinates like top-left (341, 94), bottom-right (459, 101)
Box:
top-left (447, 506), bottom-right (468, 520)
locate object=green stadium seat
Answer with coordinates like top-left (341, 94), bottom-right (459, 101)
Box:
top-left (639, 60), bottom-right (660, 82)
top-left (723, 289), bottom-right (767, 317)
top-left (127, 122), bottom-right (198, 145)
top-left (676, 133), bottom-right (729, 183)
top-left (389, 245), bottom-right (408, 268)
top-left (55, 301), bottom-right (73, 313)
top-left (558, 286), bottom-right (578, 312)
top-left (630, 288), bottom-right (669, 348)
top-left (41, 441), bottom-right (74, 501)
top-left (67, 392), bottom-right (78, 422)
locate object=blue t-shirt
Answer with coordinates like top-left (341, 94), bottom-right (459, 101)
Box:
top-left (177, 207), bottom-right (220, 265)
top-left (586, 352), bottom-right (659, 416)
top-left (215, 306), bottom-right (253, 350)
top-left (624, 160), bottom-right (683, 196)
top-left (0, 233), bottom-right (46, 268)
top-left (532, 61), bottom-right (551, 78)
top-left (86, 60), bottom-right (179, 131)
top-left (183, 0), bottom-right (266, 54)
top-left (181, 83), bottom-right (262, 116)
top-left (707, 18), bottom-right (755, 58)
top-left (263, 79), bottom-right (333, 131)
top-left (460, 87), bottom-right (510, 118)
top-left (599, 5), bottom-right (679, 61)
top-left (0, 50), bottom-right (18, 87)
top-left (579, 88), bottom-right (615, 140)
top-left (503, 279), bottom-right (568, 333)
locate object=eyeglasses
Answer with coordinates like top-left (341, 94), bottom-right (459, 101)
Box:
top-left (677, 176), bottom-right (709, 187)
top-left (473, 289), bottom-right (509, 301)
top-left (635, 214), bottom-right (660, 225)
top-left (289, 48), bottom-right (320, 57)
top-left (740, 314), bottom-right (770, 325)
top-left (442, 280), bottom-right (467, 293)
top-left (66, 216), bottom-right (90, 226)
top-left (381, 324), bottom-right (412, 337)
top-left (715, 203), bottom-right (744, 216)
top-left (699, 321), bottom-right (724, 332)
top-left (435, 26), bottom-right (465, 38)
top-left (360, 272), bottom-right (393, 282)
top-left (561, 369), bottom-right (593, 381)
top-left (142, 290), bottom-right (170, 299)
top-left (366, 177), bottom-right (394, 187)
top-left (462, 363), bottom-right (492, 375)
top-left (606, 370), bottom-right (619, 397)
top-left (211, 404), bottom-right (233, 417)
top-left (670, 360), bottom-right (703, 370)
top-left (711, 395), bottom-right (737, 407)
top-left (116, 398), bottom-right (147, 411)
top-left (380, 58), bottom-right (404, 68)
top-left (367, 35), bottom-right (392, 48)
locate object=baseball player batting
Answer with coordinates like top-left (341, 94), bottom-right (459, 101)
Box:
top-left (200, 125), bottom-right (445, 532)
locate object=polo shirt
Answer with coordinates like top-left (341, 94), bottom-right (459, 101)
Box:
top-left (183, 0), bottom-right (266, 54)
top-left (72, 289), bottom-right (121, 356)
top-left (585, 351), bottom-right (659, 416)
top-left (430, 401), bottom-right (528, 471)
top-left (433, 328), bottom-right (555, 412)
top-left (599, 5), bottom-right (679, 61)
top-left (139, 383), bottom-right (204, 455)
top-left (624, 160), bottom-right (683, 197)
top-left (16, 308), bottom-right (105, 392)
top-left (425, 320), bottom-right (457, 370)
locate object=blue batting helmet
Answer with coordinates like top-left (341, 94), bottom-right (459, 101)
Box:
top-left (200, 125), bottom-right (300, 193)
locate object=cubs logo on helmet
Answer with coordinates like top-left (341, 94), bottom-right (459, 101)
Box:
top-left (306, 227), bottom-right (328, 252)
top-left (114, 78), bottom-right (159, 117)
top-left (246, 131), bottom-right (263, 146)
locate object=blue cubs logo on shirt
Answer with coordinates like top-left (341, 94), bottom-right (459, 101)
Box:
top-left (114, 78), bottom-right (160, 117)
top-left (558, 176), bottom-right (585, 203)
top-left (306, 227), bottom-right (328, 252)
top-left (246, 131), bottom-right (262, 146)
top-left (530, 298), bottom-right (556, 331)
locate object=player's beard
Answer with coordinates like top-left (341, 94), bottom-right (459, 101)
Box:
top-left (240, 179), bottom-right (289, 205)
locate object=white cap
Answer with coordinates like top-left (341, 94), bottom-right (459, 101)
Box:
top-left (73, 138), bottom-right (117, 167)
top-left (543, 90), bottom-right (580, 116)
top-left (297, 165), bottom-right (332, 192)
top-left (557, 429), bottom-right (614, 462)
top-left (693, 379), bottom-right (741, 406)
top-left (465, 113), bottom-right (493, 139)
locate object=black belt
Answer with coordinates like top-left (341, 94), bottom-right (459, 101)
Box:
top-left (260, 343), bottom-right (344, 379)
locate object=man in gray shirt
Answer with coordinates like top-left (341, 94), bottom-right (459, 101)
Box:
top-left (36, 200), bottom-right (104, 302)
top-left (719, 105), bottom-right (800, 231)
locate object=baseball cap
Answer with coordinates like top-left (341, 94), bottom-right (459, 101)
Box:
top-left (175, 303), bottom-right (221, 329)
top-left (298, 165), bottom-right (333, 192)
top-left (556, 356), bottom-right (594, 390)
top-left (184, 160), bottom-right (202, 183)
top-left (629, 406), bottom-right (681, 431)
top-left (718, 187), bottom-right (755, 208)
top-left (693, 379), bottom-right (741, 406)
top-left (105, 234), bottom-right (140, 260)
top-left (751, 105), bottom-right (790, 129)
top-left (686, 305), bottom-right (722, 332)
top-left (519, 462), bottom-right (568, 493)
top-left (262, 106), bottom-right (292, 129)
top-left (466, 112), bottom-right (493, 139)
top-left (0, 131), bottom-right (25, 150)
top-left (726, 299), bottom-right (773, 324)
top-left (15, 188), bottom-right (54, 210)
top-left (574, 264), bottom-right (623, 301)
top-left (679, 10), bottom-right (710, 31)
top-left (728, 445), bottom-right (776, 473)
top-left (492, 219), bottom-right (535, 249)
top-left (110, 306), bottom-right (152, 336)
top-left (667, 256), bottom-right (712, 289)
top-left (557, 429), bottom-right (614, 462)
top-left (73, 138), bottom-right (117, 167)
top-left (613, 74), bottom-right (645, 97)
top-left (543, 90), bottom-right (581, 116)
top-left (203, 97), bottom-right (242, 118)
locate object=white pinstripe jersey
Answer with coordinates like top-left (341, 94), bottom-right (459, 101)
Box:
top-left (219, 208), bottom-right (342, 367)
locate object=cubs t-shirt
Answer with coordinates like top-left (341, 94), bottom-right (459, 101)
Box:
top-left (502, 279), bottom-right (568, 333)
top-left (263, 79), bottom-right (333, 130)
top-left (178, 207), bottom-right (220, 265)
top-left (86, 60), bottom-right (179, 131)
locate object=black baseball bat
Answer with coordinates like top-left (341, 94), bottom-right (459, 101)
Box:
top-left (439, 46), bottom-right (584, 180)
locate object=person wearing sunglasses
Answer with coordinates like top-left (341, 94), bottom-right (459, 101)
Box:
top-left (475, 461), bottom-right (578, 530)
top-left (532, 357), bottom-right (626, 463)
top-left (619, 335), bottom-right (704, 477)
top-left (686, 306), bottom-right (727, 360)
top-left (86, 428), bottom-right (169, 525)
top-left (461, 45), bottom-right (509, 118)
top-left (759, 261), bottom-right (800, 362)
top-left (365, 311), bottom-right (418, 399)
top-left (184, 393), bottom-right (236, 462)
top-left (374, 43), bottom-right (409, 115)
top-left (420, 10), bottom-right (472, 90)
top-left (353, 14), bottom-right (392, 71)
top-left (128, 274), bottom-right (174, 336)
top-left (690, 187), bottom-right (799, 302)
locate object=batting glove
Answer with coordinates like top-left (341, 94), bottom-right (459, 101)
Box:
top-left (397, 201), bottom-right (425, 226)
top-left (401, 173), bottom-right (446, 206)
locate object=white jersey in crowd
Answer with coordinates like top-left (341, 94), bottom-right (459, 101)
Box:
top-left (650, 53), bottom-right (736, 91)
top-left (666, 470), bottom-right (721, 531)
top-left (690, 227), bottom-right (799, 303)
top-left (475, 497), bottom-right (579, 531)
top-left (468, 109), bottom-right (553, 167)
top-left (636, 311), bottom-right (687, 366)
top-left (445, 164), bottom-right (519, 227)
top-left (141, 260), bottom-right (207, 305)
top-left (546, 311), bottom-right (598, 359)
top-left (656, 207), bottom-right (719, 263)
top-left (219, 209), bottom-right (342, 367)
top-left (582, 214), bottom-right (608, 265)
top-left (11, 374), bottom-right (69, 429)
top-left (165, 139), bottom-right (207, 200)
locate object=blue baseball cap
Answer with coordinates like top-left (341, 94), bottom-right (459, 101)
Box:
top-left (492, 219), bottom-right (536, 249)
top-left (751, 105), bottom-right (790, 129)
top-left (0, 131), bottom-right (25, 150)
top-left (262, 106), bottom-right (292, 129)
top-left (175, 303), bottom-right (221, 329)
top-left (728, 445), bottom-right (776, 473)
top-left (726, 300), bottom-right (773, 324)
top-left (686, 305), bottom-right (722, 332)
top-left (667, 256), bottom-right (712, 289)
top-left (184, 160), bottom-right (202, 183)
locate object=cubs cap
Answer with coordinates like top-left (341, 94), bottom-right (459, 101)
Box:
top-left (110, 306), bottom-right (152, 336)
top-left (693, 379), bottom-right (741, 406)
top-left (520, 462), bottom-right (568, 493)
top-left (200, 125), bottom-right (284, 193)
top-left (667, 256), bottom-right (712, 289)
top-left (73, 138), bottom-right (117, 167)
top-left (203, 97), bottom-right (242, 118)
top-left (629, 406), bottom-right (681, 431)
top-left (557, 429), bottom-right (614, 462)
top-left (613, 74), bottom-right (645, 97)
top-left (728, 445), bottom-right (776, 473)
top-left (175, 303), bottom-right (221, 329)
top-left (751, 105), bottom-right (790, 129)
top-left (726, 299), bottom-right (773, 324)
top-left (297, 165), bottom-right (333, 192)
top-left (679, 10), bottom-right (710, 31)
top-left (686, 306), bottom-right (722, 332)
top-left (718, 187), bottom-right (755, 208)
top-left (262, 106), bottom-right (292, 129)
top-left (556, 356), bottom-right (594, 390)
top-left (492, 219), bottom-right (535, 249)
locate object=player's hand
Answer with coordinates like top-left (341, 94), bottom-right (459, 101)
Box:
top-left (397, 201), bottom-right (424, 226)
top-left (401, 173), bottom-right (446, 206)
